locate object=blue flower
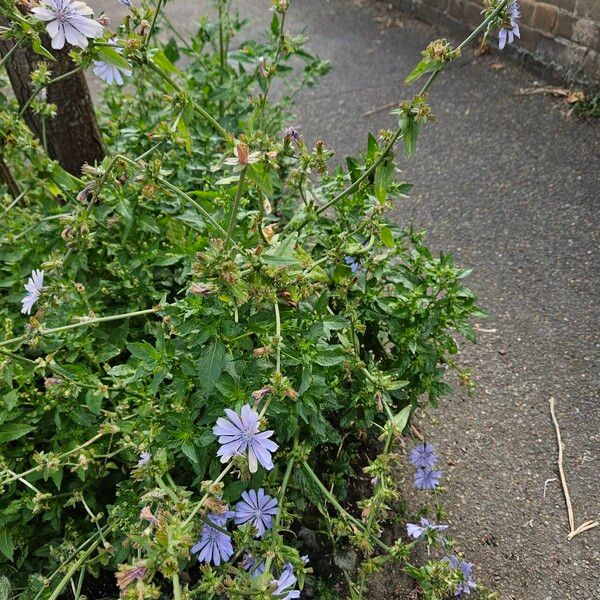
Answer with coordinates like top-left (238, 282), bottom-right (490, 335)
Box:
top-left (406, 517), bottom-right (449, 540)
top-left (213, 404), bottom-right (278, 473)
top-left (344, 256), bottom-right (360, 273)
top-left (31, 0), bottom-right (104, 50)
top-left (414, 467), bottom-right (442, 490)
top-left (284, 126), bottom-right (301, 143)
top-left (92, 38), bottom-right (132, 86)
top-left (234, 488), bottom-right (278, 538)
top-left (191, 512), bottom-right (234, 566)
top-left (498, 1), bottom-right (520, 50)
top-left (119, 0), bottom-right (132, 6)
top-left (271, 563), bottom-right (300, 599)
top-left (242, 553), bottom-right (266, 577)
top-left (137, 451), bottom-right (151, 467)
top-left (445, 555), bottom-right (477, 596)
top-left (21, 269), bottom-right (44, 315)
top-left (409, 442), bottom-right (438, 469)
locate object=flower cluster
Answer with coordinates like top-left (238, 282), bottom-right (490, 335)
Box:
top-left (410, 442), bottom-right (442, 490)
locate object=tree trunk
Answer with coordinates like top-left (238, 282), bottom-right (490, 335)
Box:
top-left (0, 17), bottom-right (105, 176)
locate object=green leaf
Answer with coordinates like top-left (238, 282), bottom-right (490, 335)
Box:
top-left (95, 45), bottom-right (131, 71)
top-left (366, 132), bottom-right (378, 160)
top-left (0, 530), bottom-right (14, 561)
top-left (0, 575), bottom-right (11, 600)
top-left (392, 404), bottom-right (412, 432)
top-left (196, 340), bottom-right (226, 393)
top-left (148, 49), bottom-right (182, 75)
top-left (271, 13), bottom-right (280, 36)
top-left (399, 114), bottom-right (420, 157)
top-left (380, 226), bottom-right (394, 248)
top-left (32, 37), bottom-right (54, 61)
top-left (405, 57), bottom-right (442, 84)
top-left (0, 423), bottom-right (33, 443)
top-left (181, 441), bottom-right (197, 464)
top-left (176, 113), bottom-right (193, 154)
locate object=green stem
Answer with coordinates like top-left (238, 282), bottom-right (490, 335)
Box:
top-left (145, 0), bottom-right (166, 47)
top-left (172, 572), bottom-right (182, 600)
top-left (264, 432), bottom-right (299, 574)
top-left (0, 187), bottom-right (27, 222)
top-left (301, 461), bottom-right (391, 554)
top-left (274, 300), bottom-right (281, 374)
top-left (157, 175), bottom-right (234, 242)
top-left (0, 38), bottom-right (24, 70)
top-left (145, 61), bottom-right (229, 139)
top-left (225, 167), bottom-right (247, 249)
top-left (18, 67), bottom-right (83, 119)
top-left (293, 0), bottom-right (509, 228)
top-left (182, 462), bottom-right (234, 527)
top-left (0, 307), bottom-right (160, 348)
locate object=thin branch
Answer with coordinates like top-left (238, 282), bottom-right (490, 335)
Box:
top-left (549, 397), bottom-right (599, 540)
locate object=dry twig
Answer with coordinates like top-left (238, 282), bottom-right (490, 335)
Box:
top-left (548, 397), bottom-right (599, 540)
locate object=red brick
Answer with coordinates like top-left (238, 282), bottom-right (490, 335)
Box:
top-left (533, 3), bottom-right (559, 35)
top-left (519, 23), bottom-right (542, 52)
top-left (520, 0), bottom-right (536, 27)
top-left (575, 0), bottom-right (600, 21)
top-left (552, 0), bottom-right (576, 11)
top-left (462, 0), bottom-right (484, 27)
top-left (553, 12), bottom-right (576, 38)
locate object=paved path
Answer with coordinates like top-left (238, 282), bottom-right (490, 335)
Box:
top-left (95, 1), bottom-right (600, 597)
top-left (278, 3), bottom-right (600, 598)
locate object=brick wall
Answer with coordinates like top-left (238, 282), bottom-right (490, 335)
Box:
top-left (389, 0), bottom-right (600, 86)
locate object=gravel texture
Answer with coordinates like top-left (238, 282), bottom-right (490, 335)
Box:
top-left (92, 1), bottom-right (600, 597)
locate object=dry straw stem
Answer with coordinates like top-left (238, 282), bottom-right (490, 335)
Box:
top-left (548, 397), bottom-right (598, 540)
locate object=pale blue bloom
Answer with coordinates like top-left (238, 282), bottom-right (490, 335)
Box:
top-left (445, 555), bottom-right (477, 596)
top-left (213, 404), bottom-right (278, 473)
top-left (31, 0), bottom-right (103, 50)
top-left (409, 442), bottom-right (438, 469)
top-left (234, 488), bottom-right (278, 538)
top-left (192, 512), bottom-right (234, 566)
top-left (406, 517), bottom-right (449, 539)
top-left (498, 1), bottom-right (520, 50)
top-left (137, 451), bottom-right (151, 467)
top-left (93, 38), bottom-right (132, 86)
top-left (271, 563), bottom-right (300, 599)
top-left (414, 467), bottom-right (442, 490)
top-left (242, 553), bottom-right (266, 577)
top-left (21, 269), bottom-right (44, 315)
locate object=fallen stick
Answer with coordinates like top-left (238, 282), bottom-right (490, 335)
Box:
top-left (548, 397), bottom-right (599, 540)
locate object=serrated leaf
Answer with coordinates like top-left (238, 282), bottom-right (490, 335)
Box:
top-left (0, 423), bottom-right (33, 443)
top-left (0, 530), bottom-right (14, 561)
top-left (197, 340), bottom-right (226, 393)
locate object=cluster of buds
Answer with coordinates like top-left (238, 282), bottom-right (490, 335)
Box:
top-left (272, 0), bottom-right (290, 12)
top-left (425, 38), bottom-right (461, 63)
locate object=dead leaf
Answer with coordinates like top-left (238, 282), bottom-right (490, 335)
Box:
top-left (490, 61), bottom-right (504, 70)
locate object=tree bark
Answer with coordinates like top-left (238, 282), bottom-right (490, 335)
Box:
top-left (0, 17), bottom-right (105, 176)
